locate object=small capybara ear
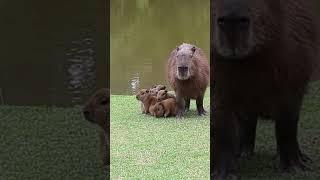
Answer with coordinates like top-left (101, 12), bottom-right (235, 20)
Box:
top-left (191, 46), bottom-right (196, 53)
top-left (146, 90), bottom-right (149, 93)
top-left (176, 46), bottom-right (180, 52)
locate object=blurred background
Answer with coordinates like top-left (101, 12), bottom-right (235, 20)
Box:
top-left (0, 0), bottom-right (107, 107)
top-left (110, 0), bottom-right (210, 95)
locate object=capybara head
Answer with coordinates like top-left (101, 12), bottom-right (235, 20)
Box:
top-left (136, 89), bottom-right (149, 101)
top-left (212, 0), bottom-right (279, 60)
top-left (151, 84), bottom-right (166, 91)
top-left (153, 102), bottom-right (165, 118)
top-left (156, 90), bottom-right (168, 101)
top-left (174, 43), bottom-right (197, 80)
top-left (82, 88), bottom-right (109, 130)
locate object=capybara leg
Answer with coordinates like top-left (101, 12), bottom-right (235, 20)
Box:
top-left (196, 95), bottom-right (206, 116)
top-left (164, 110), bottom-right (170, 118)
top-left (275, 103), bottom-right (311, 172)
top-left (185, 98), bottom-right (190, 112)
top-left (237, 113), bottom-right (258, 158)
top-left (213, 109), bottom-right (239, 179)
top-left (175, 92), bottom-right (185, 118)
top-left (141, 103), bottom-right (146, 114)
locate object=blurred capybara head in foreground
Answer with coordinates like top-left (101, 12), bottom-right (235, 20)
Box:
top-left (82, 88), bottom-right (109, 132)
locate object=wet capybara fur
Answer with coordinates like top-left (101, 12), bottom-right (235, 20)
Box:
top-left (83, 88), bottom-right (109, 166)
top-left (152, 98), bottom-right (178, 118)
top-left (167, 43), bottom-right (209, 117)
top-left (156, 90), bottom-right (175, 101)
top-left (211, 0), bottom-right (320, 179)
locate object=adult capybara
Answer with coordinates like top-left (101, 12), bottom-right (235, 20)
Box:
top-left (156, 90), bottom-right (175, 101)
top-left (83, 88), bottom-right (109, 166)
top-left (167, 43), bottom-right (209, 117)
top-left (211, 0), bottom-right (319, 179)
top-left (152, 98), bottom-right (178, 118)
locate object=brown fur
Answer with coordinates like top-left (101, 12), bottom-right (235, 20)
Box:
top-left (136, 89), bottom-right (149, 113)
top-left (82, 88), bottom-right (109, 166)
top-left (167, 43), bottom-right (209, 117)
top-left (150, 84), bottom-right (166, 96)
top-left (211, 0), bottom-right (320, 179)
top-left (156, 90), bottom-right (175, 101)
top-left (140, 93), bottom-right (158, 115)
top-left (153, 98), bottom-right (178, 118)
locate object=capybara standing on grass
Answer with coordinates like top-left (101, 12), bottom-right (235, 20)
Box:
top-left (136, 89), bottom-right (149, 113)
top-left (83, 88), bottom-right (109, 166)
top-left (167, 43), bottom-right (209, 117)
top-left (211, 0), bottom-right (319, 179)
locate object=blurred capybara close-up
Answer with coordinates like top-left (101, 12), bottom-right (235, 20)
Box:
top-left (167, 43), bottom-right (210, 117)
top-left (211, 0), bottom-right (320, 179)
top-left (83, 88), bottom-right (109, 166)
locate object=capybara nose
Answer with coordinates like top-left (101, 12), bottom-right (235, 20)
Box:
top-left (217, 16), bottom-right (250, 32)
top-left (178, 66), bottom-right (188, 72)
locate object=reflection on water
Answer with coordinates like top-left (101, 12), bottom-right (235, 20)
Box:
top-left (0, 0), bottom-right (107, 106)
top-left (111, 0), bottom-right (210, 95)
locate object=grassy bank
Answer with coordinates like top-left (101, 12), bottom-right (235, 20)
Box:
top-left (0, 106), bottom-right (107, 179)
top-left (110, 90), bottom-right (211, 179)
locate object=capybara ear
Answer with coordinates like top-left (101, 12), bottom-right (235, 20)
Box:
top-left (146, 90), bottom-right (149, 93)
top-left (165, 90), bottom-right (167, 93)
top-left (163, 86), bottom-right (166, 89)
top-left (191, 46), bottom-right (196, 53)
top-left (176, 46), bottom-right (180, 52)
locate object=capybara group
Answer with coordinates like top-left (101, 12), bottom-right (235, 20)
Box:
top-left (136, 84), bottom-right (178, 118)
top-left (211, 0), bottom-right (319, 179)
top-left (83, 88), bottom-right (109, 166)
top-left (167, 43), bottom-right (209, 117)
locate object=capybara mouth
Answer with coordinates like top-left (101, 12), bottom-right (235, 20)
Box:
top-left (177, 66), bottom-right (190, 80)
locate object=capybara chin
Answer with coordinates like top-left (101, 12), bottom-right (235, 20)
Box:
top-left (156, 90), bottom-right (175, 102)
top-left (152, 98), bottom-right (178, 118)
top-left (211, 0), bottom-right (319, 179)
top-left (82, 88), bottom-right (109, 166)
top-left (167, 43), bottom-right (209, 117)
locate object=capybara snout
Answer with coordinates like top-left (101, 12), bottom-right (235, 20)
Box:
top-left (213, 0), bottom-right (251, 59)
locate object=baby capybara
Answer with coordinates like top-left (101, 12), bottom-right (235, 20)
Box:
top-left (167, 43), bottom-right (209, 117)
top-left (211, 0), bottom-right (320, 179)
top-left (136, 89), bottom-right (149, 114)
top-left (150, 84), bottom-right (166, 96)
top-left (152, 98), bottom-right (178, 118)
top-left (82, 88), bottom-right (109, 166)
top-left (156, 90), bottom-right (175, 101)
top-left (139, 91), bottom-right (158, 115)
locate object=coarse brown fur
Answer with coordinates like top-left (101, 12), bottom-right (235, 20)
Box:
top-left (82, 88), bottom-right (109, 166)
top-left (156, 90), bottom-right (175, 101)
top-left (211, 0), bottom-right (320, 179)
top-left (141, 92), bottom-right (158, 115)
top-left (167, 43), bottom-right (210, 117)
top-left (150, 84), bottom-right (166, 96)
top-left (152, 98), bottom-right (178, 118)
top-left (136, 89), bottom-right (149, 113)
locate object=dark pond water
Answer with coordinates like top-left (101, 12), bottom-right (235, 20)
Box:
top-left (0, 0), bottom-right (107, 106)
top-left (110, 0), bottom-right (210, 95)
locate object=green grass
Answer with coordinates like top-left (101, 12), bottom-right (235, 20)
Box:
top-left (110, 90), bottom-right (210, 179)
top-left (0, 106), bottom-right (107, 180)
top-left (239, 81), bottom-right (320, 179)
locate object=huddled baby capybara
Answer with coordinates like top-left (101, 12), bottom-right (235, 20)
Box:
top-left (156, 90), bottom-right (175, 102)
top-left (136, 89), bottom-right (149, 114)
top-left (152, 98), bottom-right (178, 118)
top-left (150, 84), bottom-right (166, 96)
top-left (167, 43), bottom-right (209, 117)
top-left (136, 89), bottom-right (158, 115)
top-left (82, 88), bottom-right (109, 166)
top-left (211, 0), bottom-right (320, 179)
